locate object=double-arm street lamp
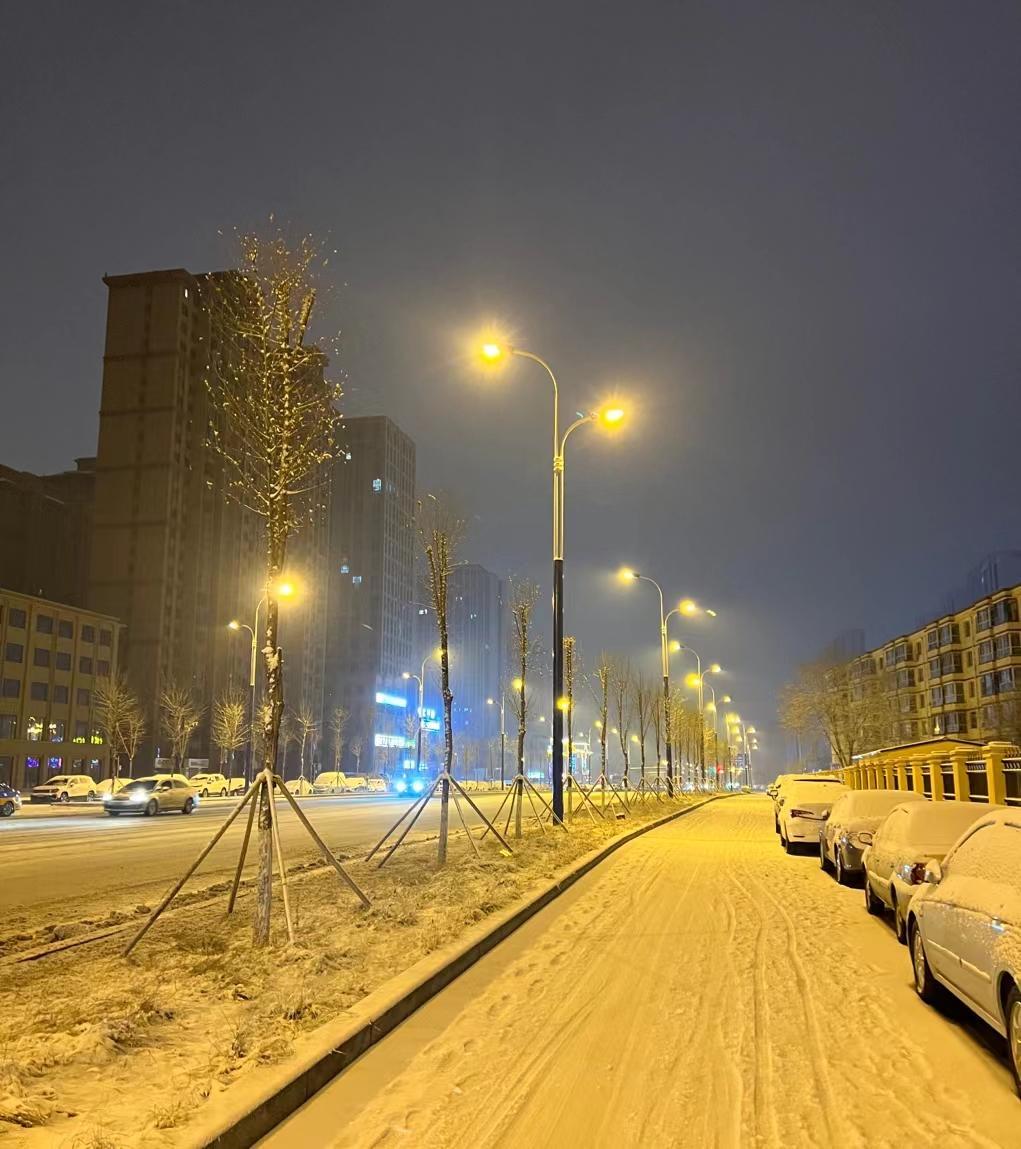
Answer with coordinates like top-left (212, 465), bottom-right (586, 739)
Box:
top-left (486, 692), bottom-right (508, 787)
top-left (403, 647), bottom-right (439, 775)
top-left (228, 579), bottom-right (296, 781)
top-left (480, 339), bottom-right (623, 823)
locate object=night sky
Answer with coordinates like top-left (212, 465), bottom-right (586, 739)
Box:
top-left (4, 1), bottom-right (1021, 776)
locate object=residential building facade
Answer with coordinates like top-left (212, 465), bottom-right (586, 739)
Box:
top-left (853, 583), bottom-right (1021, 745)
top-left (324, 416), bottom-right (416, 772)
top-left (0, 588), bottom-right (120, 790)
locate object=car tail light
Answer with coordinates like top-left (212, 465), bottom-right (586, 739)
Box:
top-left (908, 862), bottom-right (927, 885)
top-left (789, 807), bottom-right (815, 819)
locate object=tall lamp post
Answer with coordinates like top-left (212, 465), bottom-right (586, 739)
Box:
top-left (403, 647), bottom-right (438, 776)
top-left (622, 571), bottom-right (675, 797)
top-left (487, 692), bottom-right (507, 788)
top-left (480, 339), bottom-right (623, 824)
top-left (228, 579), bottom-right (295, 782)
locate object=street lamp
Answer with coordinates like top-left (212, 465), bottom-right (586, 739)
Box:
top-left (486, 693), bottom-right (508, 787)
top-left (620, 569), bottom-right (676, 796)
top-left (228, 578), bottom-right (296, 782)
top-left (403, 647), bottom-right (440, 777)
top-left (479, 336), bottom-right (625, 824)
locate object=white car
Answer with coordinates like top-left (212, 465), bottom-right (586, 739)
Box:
top-left (863, 801), bottom-right (995, 941)
top-left (907, 807), bottom-right (1021, 1095)
top-left (286, 776), bottom-right (314, 796)
top-left (28, 774), bottom-right (99, 803)
top-left (95, 776), bottom-right (135, 798)
top-left (188, 772), bottom-right (230, 797)
top-left (366, 777), bottom-right (387, 793)
top-left (820, 789), bottom-right (926, 885)
top-left (771, 773), bottom-right (834, 833)
top-left (312, 771), bottom-right (348, 795)
top-left (226, 776), bottom-right (247, 795)
top-left (778, 777), bottom-right (848, 853)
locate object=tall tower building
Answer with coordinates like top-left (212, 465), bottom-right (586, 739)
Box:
top-left (448, 563), bottom-right (505, 752)
top-left (325, 416), bottom-right (416, 771)
top-left (88, 269), bottom-right (328, 764)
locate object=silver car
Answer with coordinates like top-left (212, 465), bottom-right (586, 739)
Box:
top-left (820, 789), bottom-right (926, 885)
top-left (104, 776), bottom-right (199, 817)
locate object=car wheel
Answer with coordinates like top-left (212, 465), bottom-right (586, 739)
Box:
top-left (1006, 984), bottom-right (1021, 1098)
top-left (864, 877), bottom-right (883, 915)
top-left (783, 829), bottom-right (795, 854)
top-left (774, 816), bottom-right (780, 835)
top-left (892, 892), bottom-right (907, 944)
top-left (219, 788), bottom-right (227, 797)
top-left (200, 788), bottom-right (209, 797)
top-left (58, 791), bottom-right (70, 803)
top-left (144, 798), bottom-right (158, 817)
top-left (835, 849), bottom-right (848, 886)
top-left (820, 838), bottom-right (832, 872)
top-left (106, 810), bottom-right (120, 816)
top-left (182, 797), bottom-right (195, 815)
top-left (910, 921), bottom-right (939, 1003)
top-left (0, 800), bottom-right (14, 817)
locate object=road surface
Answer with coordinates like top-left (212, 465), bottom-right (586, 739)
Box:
top-left (0, 792), bottom-right (508, 918)
top-left (263, 795), bottom-right (1019, 1149)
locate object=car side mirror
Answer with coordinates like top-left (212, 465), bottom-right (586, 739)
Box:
top-left (923, 859), bottom-right (942, 884)
top-left (858, 830), bottom-right (873, 845)
top-left (820, 808), bottom-right (831, 820)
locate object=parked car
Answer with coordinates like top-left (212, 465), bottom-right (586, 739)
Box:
top-left (342, 773), bottom-right (368, 792)
top-left (104, 776), bottom-right (199, 816)
top-left (188, 772), bottom-right (230, 797)
top-left (226, 776), bottom-right (247, 795)
top-left (771, 773), bottom-right (834, 833)
top-left (0, 781), bottom-right (21, 817)
top-left (312, 771), bottom-right (348, 795)
top-left (864, 800), bottom-right (999, 941)
top-left (820, 789), bottom-right (926, 885)
top-left (28, 774), bottom-right (98, 803)
top-left (95, 776), bottom-right (135, 799)
top-left (366, 777), bottom-right (387, 793)
top-left (286, 776), bottom-right (314, 796)
top-left (907, 807), bottom-right (1021, 1095)
top-left (777, 777), bottom-right (847, 853)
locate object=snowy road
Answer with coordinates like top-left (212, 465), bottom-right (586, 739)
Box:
top-left (263, 795), bottom-right (1019, 1149)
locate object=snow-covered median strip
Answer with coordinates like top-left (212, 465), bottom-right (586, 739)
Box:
top-left (0, 792), bottom-right (719, 1147)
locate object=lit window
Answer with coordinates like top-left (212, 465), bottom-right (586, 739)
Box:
top-left (352, 575), bottom-right (362, 585)
top-left (372, 478), bottom-right (382, 492)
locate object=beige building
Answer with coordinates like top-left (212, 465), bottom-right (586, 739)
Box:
top-left (854, 583), bottom-right (1021, 744)
top-left (0, 588), bottom-right (120, 790)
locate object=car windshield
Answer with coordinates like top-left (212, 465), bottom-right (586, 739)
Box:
top-left (845, 792), bottom-right (917, 819)
top-left (123, 780), bottom-right (158, 792)
top-left (45, 777), bottom-right (69, 785)
top-left (902, 803), bottom-right (988, 851)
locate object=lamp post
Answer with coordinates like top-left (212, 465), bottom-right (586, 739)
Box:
top-left (487, 692), bottom-right (507, 787)
top-left (623, 571), bottom-right (674, 797)
top-left (480, 340), bottom-right (623, 824)
top-left (403, 647), bottom-right (438, 777)
top-left (228, 580), bottom-right (295, 783)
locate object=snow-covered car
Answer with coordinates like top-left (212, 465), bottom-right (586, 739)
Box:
top-left (28, 774), bottom-right (98, 803)
top-left (906, 807), bottom-right (1021, 1095)
top-left (95, 775), bottom-right (137, 799)
top-left (863, 800), bottom-right (1001, 941)
top-left (188, 772), bottom-right (230, 797)
top-left (286, 776), bottom-right (314, 796)
top-left (312, 771), bottom-right (348, 795)
top-left (366, 777), bottom-right (387, 793)
top-left (0, 781), bottom-right (21, 817)
top-left (104, 776), bottom-right (199, 817)
top-left (820, 789), bottom-right (926, 885)
top-left (771, 773), bottom-right (833, 833)
top-left (341, 773), bottom-right (368, 792)
top-left (226, 776), bottom-right (247, 795)
top-left (777, 777), bottom-right (847, 853)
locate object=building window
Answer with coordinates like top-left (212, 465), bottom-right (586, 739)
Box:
top-left (48, 720), bottom-right (65, 741)
top-left (992, 598), bottom-right (1020, 626)
top-left (926, 629), bottom-right (938, 651)
top-left (938, 623), bottom-right (960, 646)
top-left (97, 660), bottom-right (110, 677)
top-left (36, 615), bottom-right (53, 635)
top-left (2, 679), bottom-right (19, 699)
top-left (53, 685), bottom-right (69, 704)
top-left (963, 621), bottom-right (971, 638)
top-left (978, 639), bottom-right (995, 665)
top-left (98, 629), bottom-right (112, 647)
top-left (30, 682), bottom-right (48, 702)
top-left (79, 656), bottom-right (93, 675)
top-left (930, 687), bottom-right (943, 707)
top-left (55, 651), bottom-right (71, 671)
top-left (980, 673), bottom-right (997, 698)
top-left (58, 620), bottom-right (73, 639)
top-left (74, 720), bottom-right (88, 740)
top-left (928, 657), bottom-right (939, 678)
top-left (352, 575), bottom-right (362, 585)
top-left (5, 643), bottom-right (23, 664)
top-left (76, 688), bottom-right (90, 707)
top-left (81, 625), bottom-right (95, 643)
top-left (8, 608), bottom-right (26, 629)
top-left (940, 652), bottom-right (963, 675)
top-left (969, 711), bottom-right (977, 730)
top-left (0, 715), bottom-right (16, 739)
top-left (26, 717), bottom-right (42, 741)
top-left (34, 648), bottom-right (51, 668)
top-left (997, 668), bottom-right (1017, 693)
top-left (976, 607), bottom-right (992, 632)
top-left (372, 478), bottom-right (382, 492)
top-left (994, 632), bottom-right (1021, 659)
top-left (25, 756), bottom-right (39, 772)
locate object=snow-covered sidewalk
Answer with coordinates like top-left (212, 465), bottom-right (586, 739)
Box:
top-left (264, 795), bottom-right (1019, 1149)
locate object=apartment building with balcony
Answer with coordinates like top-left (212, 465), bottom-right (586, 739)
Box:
top-left (854, 583), bottom-right (1021, 744)
top-left (0, 588), bottom-right (120, 790)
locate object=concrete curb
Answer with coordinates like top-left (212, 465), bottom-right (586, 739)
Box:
top-left (191, 793), bottom-right (727, 1149)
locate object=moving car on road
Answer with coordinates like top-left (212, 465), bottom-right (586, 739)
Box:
top-left (0, 781), bottom-right (21, 817)
top-left (907, 807), bottom-right (1021, 1095)
top-left (28, 774), bottom-right (98, 803)
top-left (863, 800), bottom-right (994, 941)
top-left (777, 777), bottom-right (847, 853)
top-left (188, 772), bottom-right (230, 797)
top-left (820, 789), bottom-right (926, 885)
top-left (104, 776), bottom-right (199, 817)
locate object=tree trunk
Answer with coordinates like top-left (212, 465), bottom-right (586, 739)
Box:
top-left (438, 606), bottom-right (454, 863)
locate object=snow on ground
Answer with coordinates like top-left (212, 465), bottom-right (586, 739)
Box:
top-left (0, 793), bottom-right (682, 1145)
top-left (266, 796), bottom-right (1019, 1149)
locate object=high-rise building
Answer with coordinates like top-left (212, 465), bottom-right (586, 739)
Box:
top-left (0, 458), bottom-right (95, 607)
top-left (324, 416), bottom-right (415, 771)
top-left (88, 268), bottom-right (329, 766)
top-left (448, 563), bottom-right (505, 754)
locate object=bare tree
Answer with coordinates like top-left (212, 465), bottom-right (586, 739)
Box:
top-left (632, 671), bottom-right (658, 799)
top-left (611, 658), bottom-right (634, 794)
top-left (349, 734), bottom-right (364, 775)
top-left (212, 691), bottom-right (249, 777)
top-left (585, 652), bottom-right (627, 813)
top-left (95, 674), bottom-right (146, 780)
top-left (328, 705), bottom-right (348, 772)
top-left (122, 701), bottom-right (146, 779)
top-left (159, 680), bottom-right (203, 771)
top-left (294, 703), bottom-right (318, 780)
